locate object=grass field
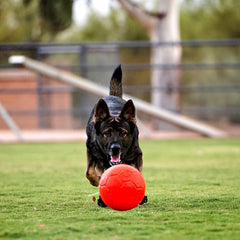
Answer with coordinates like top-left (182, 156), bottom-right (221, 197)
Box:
top-left (0, 138), bottom-right (240, 240)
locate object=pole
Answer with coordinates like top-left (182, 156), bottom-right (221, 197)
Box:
top-left (0, 102), bottom-right (23, 141)
top-left (8, 56), bottom-right (226, 138)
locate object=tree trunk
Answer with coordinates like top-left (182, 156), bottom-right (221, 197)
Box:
top-left (117, 0), bottom-right (181, 130)
top-left (150, 0), bottom-right (181, 129)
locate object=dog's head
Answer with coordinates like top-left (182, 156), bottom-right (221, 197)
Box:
top-left (93, 98), bottom-right (136, 166)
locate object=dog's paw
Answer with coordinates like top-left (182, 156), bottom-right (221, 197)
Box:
top-left (97, 196), bottom-right (107, 208)
top-left (139, 195), bottom-right (148, 205)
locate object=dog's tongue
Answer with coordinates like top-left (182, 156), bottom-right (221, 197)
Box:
top-left (111, 155), bottom-right (121, 163)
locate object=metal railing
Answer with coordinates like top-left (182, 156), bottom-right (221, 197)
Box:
top-left (0, 39), bottom-right (240, 130)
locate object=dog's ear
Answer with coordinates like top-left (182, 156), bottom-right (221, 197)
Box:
top-left (94, 99), bottom-right (110, 124)
top-left (120, 100), bottom-right (136, 124)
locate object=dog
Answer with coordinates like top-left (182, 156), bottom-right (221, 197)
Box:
top-left (86, 65), bottom-right (148, 207)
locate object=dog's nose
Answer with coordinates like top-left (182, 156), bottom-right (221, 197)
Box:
top-left (110, 143), bottom-right (121, 155)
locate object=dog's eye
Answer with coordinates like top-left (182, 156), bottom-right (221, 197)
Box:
top-left (120, 130), bottom-right (128, 137)
top-left (103, 130), bottom-right (111, 137)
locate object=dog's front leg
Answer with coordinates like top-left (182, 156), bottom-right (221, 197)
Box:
top-left (134, 153), bottom-right (143, 172)
top-left (86, 152), bottom-right (100, 187)
top-left (86, 165), bottom-right (100, 187)
top-left (135, 154), bottom-right (148, 205)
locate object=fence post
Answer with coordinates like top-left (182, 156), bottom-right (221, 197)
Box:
top-left (80, 45), bottom-right (87, 77)
top-left (36, 46), bottom-right (45, 129)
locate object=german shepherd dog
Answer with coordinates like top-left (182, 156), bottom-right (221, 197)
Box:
top-left (86, 65), bottom-right (148, 207)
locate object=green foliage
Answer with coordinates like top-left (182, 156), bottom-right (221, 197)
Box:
top-left (0, 0), bottom-right (73, 42)
top-left (58, 0), bottom-right (240, 42)
top-left (0, 139), bottom-right (240, 239)
top-left (0, 0), bottom-right (40, 42)
top-left (121, 14), bottom-right (149, 41)
top-left (209, 0), bottom-right (240, 38)
top-left (39, 0), bottom-right (73, 34)
top-left (2, 0), bottom-right (240, 42)
top-left (180, 0), bottom-right (240, 39)
top-left (57, 8), bottom-right (148, 42)
top-left (180, 0), bottom-right (240, 122)
top-left (77, 11), bottom-right (115, 42)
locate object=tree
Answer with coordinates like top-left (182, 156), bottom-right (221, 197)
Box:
top-left (0, 0), bottom-right (73, 42)
top-left (0, 0), bottom-right (40, 42)
top-left (116, 0), bottom-right (181, 129)
top-left (37, 0), bottom-right (73, 34)
top-left (180, 0), bottom-right (240, 39)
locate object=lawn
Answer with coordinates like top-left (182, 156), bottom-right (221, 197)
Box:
top-left (0, 138), bottom-right (239, 239)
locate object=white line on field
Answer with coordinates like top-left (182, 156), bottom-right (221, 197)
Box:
top-left (87, 192), bottom-right (99, 196)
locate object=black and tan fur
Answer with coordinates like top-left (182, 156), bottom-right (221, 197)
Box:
top-left (86, 65), bottom-right (147, 207)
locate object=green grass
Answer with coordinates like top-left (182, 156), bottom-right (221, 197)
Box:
top-left (0, 138), bottom-right (240, 240)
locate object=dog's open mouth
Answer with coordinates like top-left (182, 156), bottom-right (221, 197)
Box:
top-left (109, 154), bottom-right (121, 166)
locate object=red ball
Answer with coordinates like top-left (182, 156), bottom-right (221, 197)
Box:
top-left (99, 164), bottom-right (146, 211)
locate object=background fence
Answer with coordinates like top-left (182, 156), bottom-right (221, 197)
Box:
top-left (0, 39), bottom-right (240, 131)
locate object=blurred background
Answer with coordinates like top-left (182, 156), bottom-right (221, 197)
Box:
top-left (0, 0), bottom-right (240, 142)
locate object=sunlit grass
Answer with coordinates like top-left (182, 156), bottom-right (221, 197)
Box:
top-left (0, 139), bottom-right (239, 239)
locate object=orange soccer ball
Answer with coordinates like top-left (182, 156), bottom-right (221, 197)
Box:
top-left (99, 164), bottom-right (146, 211)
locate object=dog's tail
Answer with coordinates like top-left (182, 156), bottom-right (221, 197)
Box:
top-left (110, 65), bottom-right (122, 98)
